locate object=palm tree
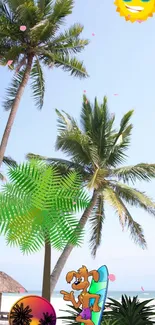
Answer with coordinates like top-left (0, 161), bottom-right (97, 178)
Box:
top-left (0, 159), bottom-right (90, 301)
top-left (38, 312), bottom-right (56, 325)
top-left (27, 95), bottom-right (155, 294)
top-left (0, 0), bottom-right (89, 167)
top-left (9, 302), bottom-right (33, 325)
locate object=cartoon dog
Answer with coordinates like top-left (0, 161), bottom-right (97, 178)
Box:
top-left (60, 265), bottom-right (101, 325)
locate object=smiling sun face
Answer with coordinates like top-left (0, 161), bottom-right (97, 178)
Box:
top-left (114, 0), bottom-right (155, 22)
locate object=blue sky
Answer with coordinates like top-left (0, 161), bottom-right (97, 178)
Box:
top-left (1, 0), bottom-right (155, 292)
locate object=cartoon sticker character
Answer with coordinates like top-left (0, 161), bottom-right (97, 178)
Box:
top-left (60, 266), bottom-right (101, 325)
top-left (114, 0), bottom-right (155, 22)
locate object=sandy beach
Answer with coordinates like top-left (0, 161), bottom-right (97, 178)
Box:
top-left (1, 295), bottom-right (155, 325)
top-left (1, 295), bottom-right (72, 325)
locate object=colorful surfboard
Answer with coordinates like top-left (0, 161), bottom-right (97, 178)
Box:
top-left (81, 265), bottom-right (109, 325)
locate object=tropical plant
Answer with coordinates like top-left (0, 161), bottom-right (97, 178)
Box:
top-left (57, 304), bottom-right (117, 325)
top-left (0, 0), bottom-right (89, 166)
top-left (9, 302), bottom-right (33, 325)
top-left (57, 297), bottom-right (155, 325)
top-left (104, 295), bottom-right (155, 325)
top-left (27, 95), bottom-right (155, 293)
top-left (0, 155), bottom-right (17, 180)
top-left (38, 312), bottom-right (56, 325)
top-left (102, 318), bottom-right (118, 325)
top-left (57, 304), bottom-right (81, 325)
top-left (0, 160), bottom-right (90, 301)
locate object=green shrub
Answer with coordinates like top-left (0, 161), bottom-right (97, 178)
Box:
top-left (104, 295), bottom-right (155, 325)
top-left (57, 295), bottom-right (155, 325)
top-left (101, 317), bottom-right (118, 325)
top-left (58, 304), bottom-right (117, 325)
top-left (57, 304), bottom-right (81, 325)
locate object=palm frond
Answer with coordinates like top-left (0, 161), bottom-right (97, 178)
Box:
top-left (104, 187), bottom-right (147, 249)
top-left (112, 164), bottom-right (155, 184)
top-left (48, 0), bottom-right (74, 25)
top-left (26, 153), bottom-right (75, 168)
top-left (106, 124), bottom-right (133, 167)
top-left (1, 46), bottom-right (26, 64)
top-left (89, 195), bottom-right (105, 257)
top-left (30, 0), bottom-right (74, 42)
top-left (52, 23), bottom-right (84, 42)
top-left (55, 110), bottom-right (100, 168)
top-left (104, 186), bottom-right (126, 229)
top-left (56, 129), bottom-right (92, 164)
top-left (0, 184), bottom-right (32, 223)
top-left (0, 172), bottom-right (6, 181)
top-left (59, 171), bottom-right (89, 210)
top-left (30, 58), bottom-right (45, 109)
top-left (0, 1), bottom-right (11, 19)
top-left (42, 52), bottom-right (88, 78)
top-left (80, 96), bottom-right (116, 161)
top-left (5, 219), bottom-right (45, 253)
top-left (112, 110), bottom-right (134, 146)
top-left (112, 182), bottom-right (155, 215)
top-left (26, 153), bottom-right (90, 179)
top-left (30, 18), bottom-right (57, 43)
top-left (47, 26), bottom-right (89, 55)
top-left (0, 155), bottom-right (17, 181)
top-left (47, 210), bottom-right (84, 249)
top-left (0, 160), bottom-right (90, 253)
top-left (6, 160), bottom-right (44, 201)
top-left (54, 54), bottom-right (88, 79)
top-left (3, 68), bottom-right (25, 111)
top-left (80, 95), bottom-right (93, 133)
top-left (57, 304), bottom-right (81, 325)
top-left (91, 96), bottom-right (110, 152)
top-left (0, 156), bottom-right (17, 182)
top-left (15, 1), bottom-right (40, 27)
top-left (56, 108), bottom-right (78, 132)
top-left (3, 0), bottom-right (27, 11)
top-left (56, 130), bottom-right (100, 171)
top-left (5, 207), bottom-right (84, 253)
top-left (26, 153), bottom-right (48, 161)
top-left (117, 198), bottom-right (147, 249)
top-left (37, 0), bottom-right (53, 15)
top-left (3, 155), bottom-right (17, 167)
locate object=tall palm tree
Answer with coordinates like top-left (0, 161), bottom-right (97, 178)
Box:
top-left (0, 159), bottom-right (90, 301)
top-left (27, 95), bottom-right (155, 294)
top-left (0, 0), bottom-right (89, 167)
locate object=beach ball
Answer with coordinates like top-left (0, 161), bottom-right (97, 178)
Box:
top-left (9, 295), bottom-right (56, 325)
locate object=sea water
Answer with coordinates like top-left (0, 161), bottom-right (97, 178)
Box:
top-left (3, 290), bottom-right (155, 300)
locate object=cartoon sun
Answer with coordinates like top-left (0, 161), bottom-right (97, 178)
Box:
top-left (114, 0), bottom-right (155, 22)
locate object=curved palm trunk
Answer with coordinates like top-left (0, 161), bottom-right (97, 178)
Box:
top-left (42, 241), bottom-right (51, 302)
top-left (50, 190), bottom-right (98, 294)
top-left (0, 54), bottom-right (33, 167)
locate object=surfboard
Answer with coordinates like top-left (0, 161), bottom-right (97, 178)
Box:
top-left (81, 265), bottom-right (109, 325)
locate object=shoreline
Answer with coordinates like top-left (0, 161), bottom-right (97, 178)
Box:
top-left (1, 296), bottom-right (155, 325)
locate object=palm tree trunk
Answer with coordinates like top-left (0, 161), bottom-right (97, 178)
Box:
top-left (50, 190), bottom-right (98, 294)
top-left (0, 54), bottom-right (34, 167)
top-left (42, 241), bottom-right (51, 302)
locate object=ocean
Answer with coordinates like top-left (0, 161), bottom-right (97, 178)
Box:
top-left (3, 290), bottom-right (155, 300)
top-left (2, 290), bottom-right (155, 324)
